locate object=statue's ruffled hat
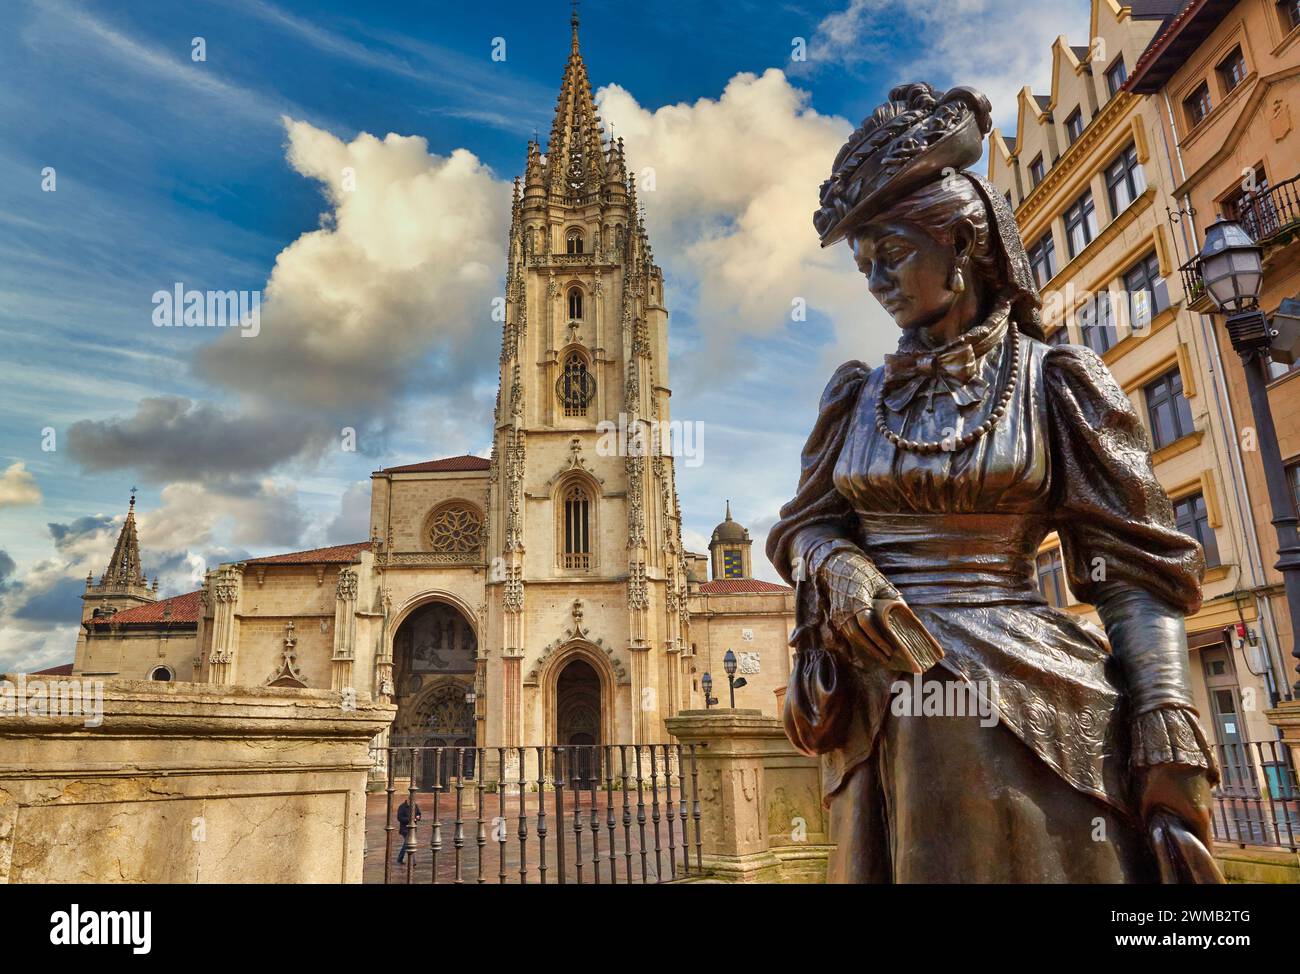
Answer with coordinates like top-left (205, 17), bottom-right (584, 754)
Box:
top-left (814, 82), bottom-right (993, 248)
top-left (814, 81), bottom-right (1046, 341)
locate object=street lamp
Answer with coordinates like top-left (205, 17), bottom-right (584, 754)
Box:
top-left (1197, 216), bottom-right (1300, 692)
top-left (722, 649), bottom-right (748, 708)
top-left (701, 671), bottom-right (718, 709)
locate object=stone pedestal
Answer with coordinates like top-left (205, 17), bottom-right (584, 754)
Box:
top-left (664, 708), bottom-right (831, 883)
top-left (0, 675), bottom-right (394, 883)
top-left (1267, 698), bottom-right (1300, 758)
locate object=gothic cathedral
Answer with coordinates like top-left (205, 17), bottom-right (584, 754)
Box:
top-left (70, 14), bottom-right (797, 766)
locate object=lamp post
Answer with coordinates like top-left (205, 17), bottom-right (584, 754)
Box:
top-left (701, 671), bottom-right (717, 709)
top-left (1197, 216), bottom-right (1300, 692)
top-left (722, 649), bottom-right (748, 708)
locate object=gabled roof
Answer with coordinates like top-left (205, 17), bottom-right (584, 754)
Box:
top-left (378, 455), bottom-right (491, 474)
top-left (245, 541), bottom-right (372, 565)
top-left (91, 589), bottom-right (203, 626)
top-left (697, 578), bottom-right (792, 595)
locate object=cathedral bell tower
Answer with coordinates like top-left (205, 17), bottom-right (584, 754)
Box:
top-left (484, 10), bottom-right (691, 748)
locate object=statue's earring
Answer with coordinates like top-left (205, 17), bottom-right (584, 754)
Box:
top-left (950, 262), bottom-right (966, 294)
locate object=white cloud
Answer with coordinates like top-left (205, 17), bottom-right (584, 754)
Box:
top-left (71, 119), bottom-right (511, 481)
top-left (804, 0), bottom-right (1093, 127)
top-left (0, 461), bottom-right (41, 508)
top-left (598, 69), bottom-right (897, 372)
top-left (324, 480), bottom-right (372, 544)
top-left (195, 119), bottom-right (509, 417)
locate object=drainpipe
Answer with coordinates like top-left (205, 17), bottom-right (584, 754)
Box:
top-left (1159, 89), bottom-right (1291, 706)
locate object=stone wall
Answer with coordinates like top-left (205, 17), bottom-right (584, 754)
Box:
top-left (0, 676), bottom-right (393, 883)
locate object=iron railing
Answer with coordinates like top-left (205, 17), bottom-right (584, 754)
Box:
top-left (369, 743), bottom-right (702, 884)
top-left (1211, 740), bottom-right (1300, 852)
top-left (1236, 174), bottom-right (1300, 243)
top-left (1179, 173), bottom-right (1300, 304)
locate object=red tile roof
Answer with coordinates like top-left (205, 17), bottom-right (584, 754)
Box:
top-left (379, 455), bottom-right (490, 474)
top-left (92, 589), bottom-right (203, 626)
top-left (698, 578), bottom-right (793, 595)
top-left (32, 662), bottom-right (74, 676)
top-left (245, 541), bottom-right (372, 565)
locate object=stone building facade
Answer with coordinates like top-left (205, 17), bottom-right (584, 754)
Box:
top-left (71, 15), bottom-right (796, 761)
top-left (987, 0), bottom-right (1300, 758)
top-left (1126, 0), bottom-right (1300, 748)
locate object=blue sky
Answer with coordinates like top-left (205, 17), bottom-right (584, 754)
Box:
top-left (0, 0), bottom-right (1091, 670)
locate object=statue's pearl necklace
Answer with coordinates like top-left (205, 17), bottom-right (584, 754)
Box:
top-left (874, 323), bottom-right (1020, 455)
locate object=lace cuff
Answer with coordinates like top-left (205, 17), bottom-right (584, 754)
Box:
top-left (1131, 707), bottom-right (1220, 786)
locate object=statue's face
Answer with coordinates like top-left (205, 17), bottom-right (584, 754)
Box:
top-left (851, 220), bottom-right (958, 331)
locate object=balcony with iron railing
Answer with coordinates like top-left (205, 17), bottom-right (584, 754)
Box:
top-left (1180, 173), bottom-right (1300, 313)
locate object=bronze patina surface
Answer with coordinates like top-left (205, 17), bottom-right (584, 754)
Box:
top-left (769, 82), bottom-right (1222, 883)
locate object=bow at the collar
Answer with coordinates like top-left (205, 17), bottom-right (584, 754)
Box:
top-left (881, 342), bottom-right (988, 412)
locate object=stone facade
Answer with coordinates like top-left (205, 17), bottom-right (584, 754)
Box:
top-left (986, 0), bottom-right (1297, 760)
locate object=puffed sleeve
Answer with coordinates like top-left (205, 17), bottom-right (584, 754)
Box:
top-left (766, 360), bottom-right (869, 586)
top-left (766, 361), bottom-right (868, 756)
top-left (1045, 343), bottom-right (1217, 781)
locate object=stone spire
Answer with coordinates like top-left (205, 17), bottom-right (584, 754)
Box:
top-left (103, 489), bottom-right (144, 587)
top-left (544, 6), bottom-right (606, 199)
top-left (81, 489), bottom-right (156, 622)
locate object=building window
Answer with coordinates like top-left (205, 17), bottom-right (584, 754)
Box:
top-left (1105, 143), bottom-right (1146, 215)
top-left (1106, 56), bottom-right (1127, 97)
top-left (1288, 461), bottom-right (1300, 511)
top-left (1144, 368), bottom-right (1195, 451)
top-left (1217, 46), bottom-right (1247, 93)
top-left (1078, 290), bottom-right (1116, 355)
top-left (1028, 232), bottom-right (1057, 287)
top-left (150, 666), bottom-right (173, 682)
top-left (562, 483), bottom-right (592, 569)
top-left (1037, 549), bottom-right (1066, 608)
top-left (567, 286), bottom-right (583, 320)
top-left (566, 229), bottom-right (584, 255)
top-left (1185, 81), bottom-right (1213, 127)
top-left (1045, 325), bottom-right (1071, 346)
top-left (722, 550), bottom-right (744, 579)
top-left (1123, 251), bottom-right (1170, 330)
top-left (1283, 0), bottom-right (1300, 31)
top-left (1005, 190), bottom-right (1014, 210)
top-left (1065, 107), bottom-right (1084, 145)
top-left (559, 352), bottom-right (595, 417)
top-left (1064, 190), bottom-right (1099, 259)
top-left (428, 504), bottom-right (483, 554)
top-left (1173, 492), bottom-right (1220, 567)
top-left (1029, 154), bottom-right (1045, 188)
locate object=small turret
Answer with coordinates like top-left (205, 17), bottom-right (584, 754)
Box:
top-left (709, 501), bottom-right (753, 580)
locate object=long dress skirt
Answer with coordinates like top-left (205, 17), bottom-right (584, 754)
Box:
top-left (827, 689), bottom-right (1155, 883)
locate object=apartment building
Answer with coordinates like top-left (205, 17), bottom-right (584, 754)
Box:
top-left (987, 0), bottom-right (1286, 759)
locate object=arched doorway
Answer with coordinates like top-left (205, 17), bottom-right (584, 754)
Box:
top-left (390, 600), bottom-right (477, 788)
top-left (556, 658), bottom-right (601, 787)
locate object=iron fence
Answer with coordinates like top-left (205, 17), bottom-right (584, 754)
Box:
top-left (1211, 740), bottom-right (1300, 852)
top-left (369, 743), bottom-right (702, 884)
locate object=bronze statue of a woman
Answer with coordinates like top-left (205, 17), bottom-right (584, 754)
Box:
top-left (768, 83), bottom-right (1222, 883)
